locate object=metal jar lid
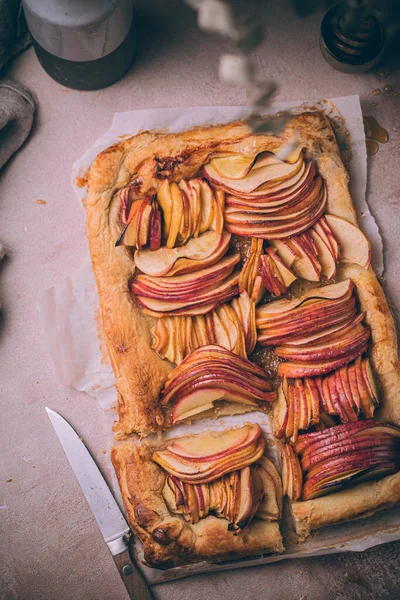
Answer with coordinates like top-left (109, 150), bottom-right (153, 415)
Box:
top-left (22, 0), bottom-right (134, 62)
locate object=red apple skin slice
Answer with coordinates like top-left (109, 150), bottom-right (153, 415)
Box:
top-left (301, 437), bottom-right (397, 472)
top-left (326, 373), bottom-right (348, 423)
top-left (339, 364), bottom-right (359, 415)
top-left (285, 380), bottom-right (296, 440)
top-left (272, 380), bottom-right (289, 438)
top-left (283, 444), bottom-right (303, 501)
top-left (324, 214), bottom-right (371, 269)
top-left (136, 195), bottom-right (152, 250)
top-left (310, 228), bottom-right (336, 280)
top-left (275, 328), bottom-right (370, 362)
top-left (304, 377), bottom-right (320, 425)
top-left (149, 204), bottom-right (162, 251)
top-left (335, 369), bottom-right (358, 422)
top-left (347, 363), bottom-right (363, 413)
top-left (295, 419), bottom-right (378, 453)
top-left (354, 357), bottom-right (375, 418)
top-left (291, 382), bottom-right (301, 443)
top-left (361, 358), bottom-right (380, 408)
top-left (277, 346), bottom-right (368, 378)
top-left (134, 230), bottom-right (229, 277)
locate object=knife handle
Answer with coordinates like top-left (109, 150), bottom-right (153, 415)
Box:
top-left (113, 548), bottom-right (155, 600)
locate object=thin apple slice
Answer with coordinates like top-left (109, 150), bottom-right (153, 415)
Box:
top-left (204, 156), bottom-right (303, 194)
top-left (325, 214), bottom-right (371, 269)
top-left (116, 199), bottom-right (144, 246)
top-left (157, 179), bottom-right (174, 237)
top-left (347, 362), bottom-right (363, 413)
top-left (282, 444), bottom-right (302, 501)
top-left (335, 368), bottom-right (358, 422)
top-left (304, 377), bottom-right (320, 425)
top-left (288, 237), bottom-right (322, 282)
top-left (211, 188), bottom-right (224, 234)
top-left (210, 154), bottom-right (256, 179)
top-left (256, 279), bottom-right (353, 319)
top-left (283, 313), bottom-right (365, 347)
top-left (270, 240), bottom-right (297, 268)
top-left (166, 183), bottom-right (184, 248)
top-left (167, 231), bottom-right (231, 277)
top-left (135, 230), bottom-right (226, 276)
top-left (291, 381), bottom-right (301, 443)
top-left (266, 247), bottom-right (297, 288)
top-left (178, 181), bottom-right (193, 243)
top-left (354, 357), bottom-right (375, 418)
top-left (232, 467), bottom-right (256, 532)
top-left (251, 275), bottom-right (265, 305)
top-left (257, 456), bottom-right (283, 518)
top-left (361, 358), bottom-right (380, 408)
top-left (310, 228), bottom-right (336, 279)
top-left (255, 465), bottom-right (280, 521)
top-left (189, 179), bottom-right (202, 238)
top-left (285, 379), bottom-right (295, 439)
top-left (297, 379), bottom-right (311, 431)
top-left (275, 327), bottom-right (370, 362)
top-left (271, 379), bottom-right (288, 439)
top-left (277, 347), bottom-right (367, 378)
top-left (313, 217), bottom-right (340, 263)
top-left (198, 179), bottom-right (215, 233)
top-left (212, 309), bottom-right (231, 350)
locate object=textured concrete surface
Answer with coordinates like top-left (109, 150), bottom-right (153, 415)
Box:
top-left (1, 1), bottom-right (400, 599)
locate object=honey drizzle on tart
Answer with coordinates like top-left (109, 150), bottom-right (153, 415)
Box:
top-left (114, 143), bottom-right (399, 522)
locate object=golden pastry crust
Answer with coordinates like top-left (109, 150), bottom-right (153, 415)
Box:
top-left (291, 471), bottom-right (400, 540)
top-left (86, 111), bottom-right (358, 438)
top-left (111, 441), bottom-right (284, 568)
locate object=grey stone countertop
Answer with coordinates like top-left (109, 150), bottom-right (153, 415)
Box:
top-left (1, 1), bottom-right (399, 599)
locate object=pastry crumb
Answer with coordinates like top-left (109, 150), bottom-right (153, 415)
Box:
top-left (36, 199), bottom-right (47, 205)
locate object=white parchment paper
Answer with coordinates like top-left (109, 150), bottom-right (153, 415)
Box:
top-left (40, 96), bottom-right (400, 584)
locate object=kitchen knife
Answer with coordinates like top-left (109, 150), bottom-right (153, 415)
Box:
top-left (45, 407), bottom-right (155, 600)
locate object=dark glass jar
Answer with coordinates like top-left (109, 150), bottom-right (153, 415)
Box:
top-left (22, 0), bottom-right (136, 90)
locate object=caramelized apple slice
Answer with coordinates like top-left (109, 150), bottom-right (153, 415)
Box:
top-left (361, 358), bottom-right (379, 407)
top-left (210, 154), bottom-right (256, 180)
top-left (325, 214), bottom-right (371, 269)
top-left (157, 179), bottom-right (174, 237)
top-left (199, 179), bottom-right (215, 233)
top-left (256, 456), bottom-right (283, 518)
top-left (309, 228), bottom-right (336, 279)
top-left (166, 183), bottom-right (184, 248)
top-left (272, 379), bottom-right (289, 439)
top-left (282, 444), bottom-right (302, 501)
top-left (204, 156), bottom-right (303, 194)
top-left (354, 357), bottom-right (375, 418)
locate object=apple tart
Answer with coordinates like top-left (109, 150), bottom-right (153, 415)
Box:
top-left (86, 111), bottom-right (400, 566)
top-left (111, 424), bottom-right (284, 567)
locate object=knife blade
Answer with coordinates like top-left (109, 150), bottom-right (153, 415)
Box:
top-left (45, 407), bottom-right (155, 600)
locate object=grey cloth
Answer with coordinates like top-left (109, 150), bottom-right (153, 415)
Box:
top-left (0, 0), bottom-right (31, 72)
top-left (0, 78), bottom-right (35, 169)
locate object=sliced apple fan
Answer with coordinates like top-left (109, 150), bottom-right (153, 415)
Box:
top-left (157, 425), bottom-right (281, 533)
top-left (273, 357), bottom-right (380, 444)
top-left (290, 421), bottom-right (400, 501)
top-left (161, 345), bottom-right (276, 423)
top-left (116, 178), bottom-right (223, 251)
top-left (256, 280), bottom-right (371, 377)
top-left (152, 292), bottom-right (257, 364)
